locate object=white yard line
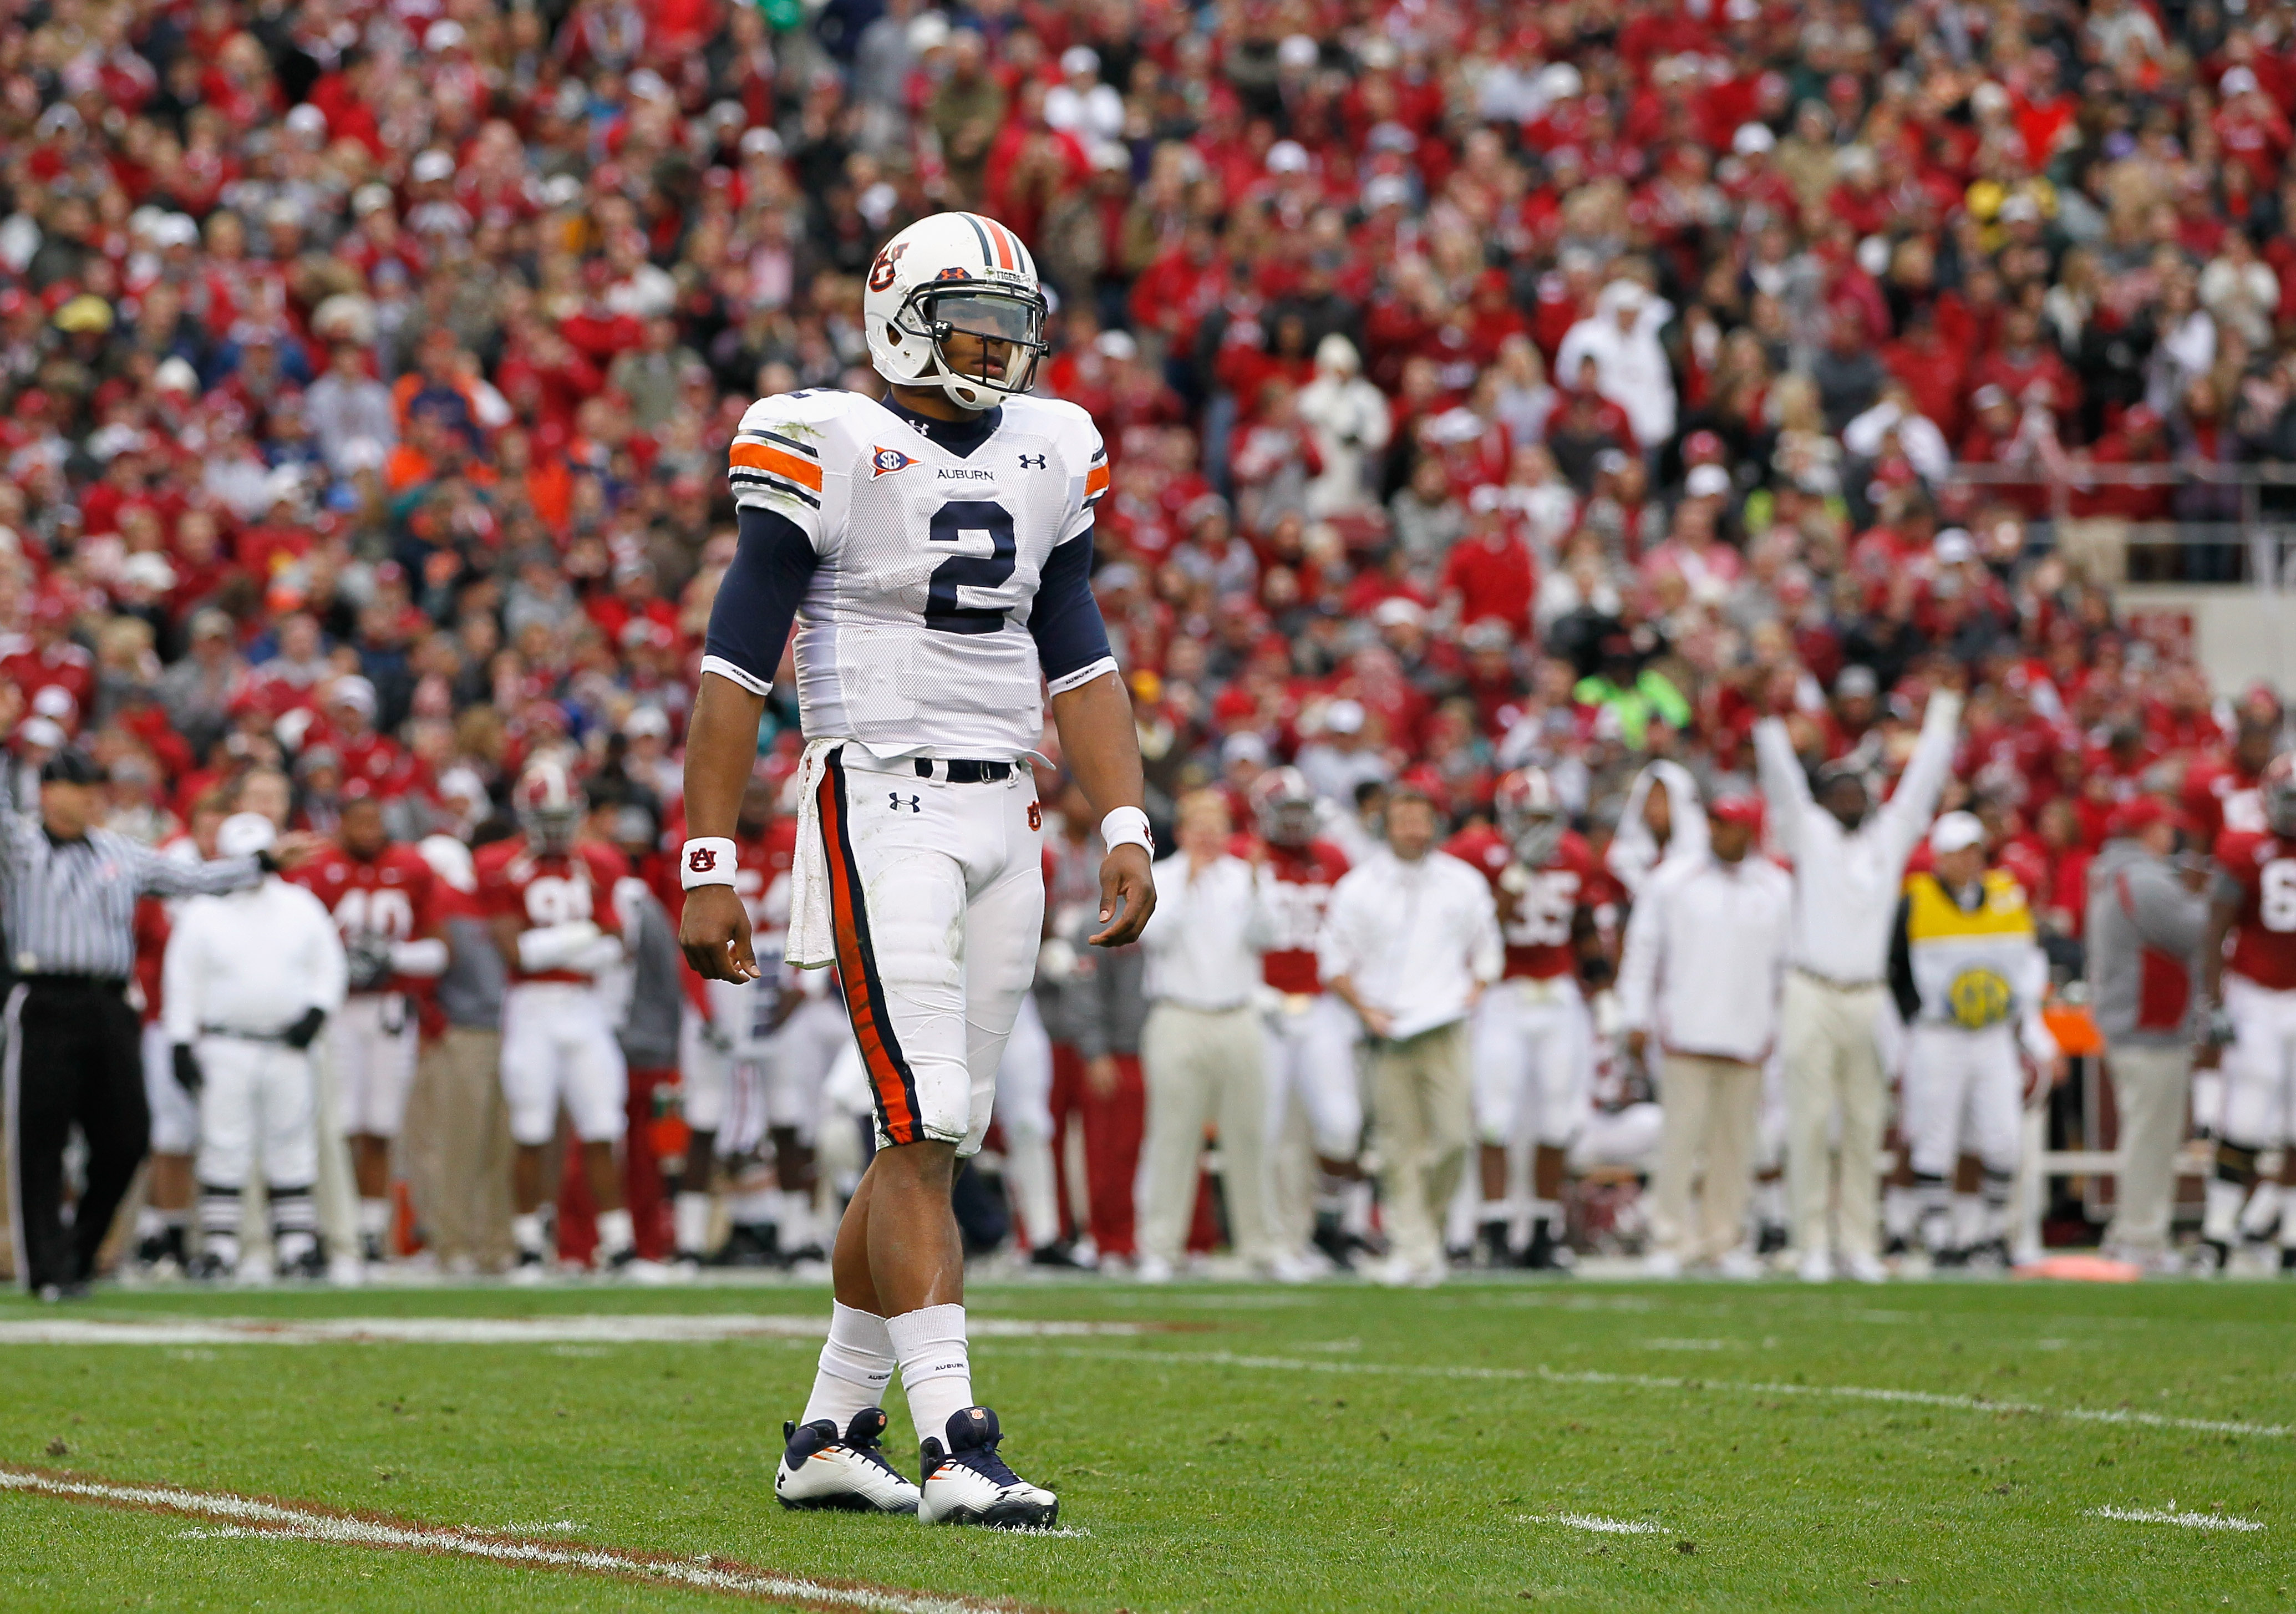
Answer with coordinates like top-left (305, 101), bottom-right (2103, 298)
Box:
top-left (1521, 1514), bottom-right (1670, 1535)
top-left (0, 1469), bottom-right (1028, 1612)
top-left (2086, 1506), bottom-right (2265, 1532)
top-left (0, 1315), bottom-right (1147, 1347)
top-left (1018, 1347), bottom-right (2292, 1440)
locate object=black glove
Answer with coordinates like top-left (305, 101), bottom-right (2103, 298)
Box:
top-left (346, 936), bottom-right (394, 993)
top-left (172, 1043), bottom-right (203, 1095)
top-left (283, 1007), bottom-right (327, 1050)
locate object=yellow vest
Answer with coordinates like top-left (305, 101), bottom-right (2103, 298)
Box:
top-left (1902, 871), bottom-right (2037, 1029)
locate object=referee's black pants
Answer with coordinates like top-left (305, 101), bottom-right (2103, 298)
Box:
top-left (5, 977), bottom-right (146, 1291)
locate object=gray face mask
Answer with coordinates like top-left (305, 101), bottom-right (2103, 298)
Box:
top-left (1513, 816), bottom-right (1566, 867)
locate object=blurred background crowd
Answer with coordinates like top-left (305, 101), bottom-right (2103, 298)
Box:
top-left (2, 0), bottom-right (2294, 1277)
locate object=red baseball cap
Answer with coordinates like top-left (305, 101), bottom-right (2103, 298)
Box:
top-left (1706, 793), bottom-right (1765, 830)
top-left (2105, 796), bottom-right (2187, 840)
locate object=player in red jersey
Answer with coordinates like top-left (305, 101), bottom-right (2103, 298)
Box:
top-left (2198, 752), bottom-right (2296, 1272)
top-left (1246, 768), bottom-right (1366, 1271)
top-left (294, 791), bottom-right (448, 1266)
top-left (478, 762), bottom-right (659, 1279)
top-left (674, 774), bottom-right (804, 1266)
top-left (1453, 767), bottom-right (1621, 1269)
top-left (2183, 708), bottom-right (2280, 850)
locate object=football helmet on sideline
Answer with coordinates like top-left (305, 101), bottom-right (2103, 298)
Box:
top-left (1494, 767), bottom-right (1568, 867)
top-left (514, 761), bottom-right (585, 854)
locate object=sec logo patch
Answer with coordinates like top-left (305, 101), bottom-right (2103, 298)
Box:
top-left (871, 446), bottom-right (917, 478)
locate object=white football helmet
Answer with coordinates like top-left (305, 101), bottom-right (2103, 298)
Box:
top-left (863, 212), bottom-right (1050, 412)
top-left (1249, 766), bottom-right (1318, 847)
top-left (1495, 767), bottom-right (1568, 867)
top-left (2264, 751), bottom-right (2296, 838)
top-left (514, 760), bottom-right (585, 854)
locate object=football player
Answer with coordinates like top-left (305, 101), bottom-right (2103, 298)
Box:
top-left (2196, 753), bottom-right (2296, 1272)
top-left (674, 775), bottom-right (797, 1265)
top-left (1887, 813), bottom-right (2060, 1266)
top-left (164, 814), bottom-right (348, 1281)
top-left (1454, 768), bottom-right (1619, 1269)
top-left (1246, 767), bottom-right (1366, 1271)
top-left (297, 791), bottom-right (448, 1266)
top-left (680, 211), bottom-right (1154, 1527)
top-left (479, 762), bottom-right (660, 1281)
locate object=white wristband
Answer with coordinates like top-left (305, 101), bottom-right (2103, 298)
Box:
top-left (679, 837), bottom-right (738, 889)
top-left (1100, 806), bottom-right (1154, 857)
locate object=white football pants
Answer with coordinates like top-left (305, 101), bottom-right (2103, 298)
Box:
top-left (195, 1037), bottom-right (318, 1189)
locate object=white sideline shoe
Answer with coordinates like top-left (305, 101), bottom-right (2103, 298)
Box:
top-left (1643, 1250), bottom-right (1682, 1279)
top-left (1712, 1248), bottom-right (1765, 1280)
top-left (775, 1408), bottom-right (921, 1514)
top-left (1796, 1250), bottom-right (1833, 1283)
top-left (918, 1407), bottom-right (1057, 1529)
top-left (1840, 1251), bottom-right (1889, 1284)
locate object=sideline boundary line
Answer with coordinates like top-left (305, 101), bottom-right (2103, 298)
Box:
top-left (0, 1466), bottom-right (1051, 1612)
top-left (1014, 1346), bottom-right (2291, 1440)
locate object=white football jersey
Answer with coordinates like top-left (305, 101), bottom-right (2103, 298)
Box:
top-left (712, 388), bottom-right (1113, 760)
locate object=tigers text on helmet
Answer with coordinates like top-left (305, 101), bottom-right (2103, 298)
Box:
top-left (1250, 766), bottom-right (1319, 846)
top-left (1495, 767), bottom-right (1568, 867)
top-left (2265, 752), bottom-right (2296, 838)
top-left (864, 212), bottom-right (1050, 412)
top-left (515, 760), bottom-right (585, 854)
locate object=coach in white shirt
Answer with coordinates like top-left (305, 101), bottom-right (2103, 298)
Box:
top-left (1755, 688), bottom-right (1962, 1281)
top-left (1617, 791), bottom-right (1792, 1276)
top-left (1320, 789), bottom-right (1502, 1286)
top-left (1136, 790), bottom-right (1280, 1279)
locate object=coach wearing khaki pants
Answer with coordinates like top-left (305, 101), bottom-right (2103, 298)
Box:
top-left (1754, 688), bottom-right (1960, 1282)
top-left (1320, 790), bottom-right (1501, 1288)
top-left (1618, 793), bottom-right (1793, 1277)
top-left (1136, 792), bottom-right (1279, 1280)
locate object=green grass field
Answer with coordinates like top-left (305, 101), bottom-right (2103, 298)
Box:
top-left (1, 1275), bottom-right (2289, 1612)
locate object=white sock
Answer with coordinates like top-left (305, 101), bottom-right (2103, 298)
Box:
top-left (1005, 1135), bottom-right (1059, 1249)
top-left (799, 1302), bottom-right (896, 1431)
top-left (596, 1207), bottom-right (635, 1259)
top-left (136, 1205), bottom-right (166, 1240)
top-left (2239, 1180), bottom-right (2282, 1239)
top-left (1882, 1184), bottom-right (1918, 1241)
top-left (886, 1303), bottom-right (973, 1450)
top-left (200, 1189), bottom-right (242, 1266)
top-left (2204, 1176), bottom-right (2247, 1243)
top-left (272, 1187), bottom-right (319, 1265)
top-left (1528, 1196), bottom-right (1562, 1230)
top-left (729, 1187), bottom-right (776, 1226)
top-left (1477, 1199), bottom-right (1512, 1226)
top-left (358, 1197), bottom-right (392, 1241)
top-left (1949, 1193), bottom-right (1987, 1250)
top-left (513, 1211), bottom-right (548, 1257)
top-left (1755, 1178), bottom-right (1786, 1226)
top-left (775, 1189), bottom-right (814, 1251)
top-left (674, 1191), bottom-right (713, 1255)
top-left (1340, 1179), bottom-right (1374, 1237)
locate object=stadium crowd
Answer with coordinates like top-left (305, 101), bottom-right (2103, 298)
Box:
top-left (2, 0), bottom-right (2295, 1288)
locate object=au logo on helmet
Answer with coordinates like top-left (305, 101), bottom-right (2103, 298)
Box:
top-left (867, 242), bottom-right (906, 293)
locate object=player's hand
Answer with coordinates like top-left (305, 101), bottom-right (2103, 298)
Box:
top-left (171, 1043), bottom-right (203, 1095)
top-left (680, 884), bottom-right (760, 982)
top-left (1085, 1054), bottom-right (1119, 1099)
top-left (1359, 1005), bottom-right (1396, 1040)
top-left (1090, 842), bottom-right (1155, 947)
top-left (0, 681), bottom-right (21, 733)
top-left (1625, 1029), bottom-right (1648, 1067)
top-left (2193, 1041), bottom-right (2223, 1071)
top-left (268, 832), bottom-right (323, 870)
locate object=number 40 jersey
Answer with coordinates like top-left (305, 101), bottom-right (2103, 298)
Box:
top-left (706, 388), bottom-right (1118, 761)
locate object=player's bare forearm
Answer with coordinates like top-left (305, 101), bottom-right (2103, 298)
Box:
top-left (679, 672), bottom-right (767, 982)
top-left (1049, 671), bottom-right (1156, 947)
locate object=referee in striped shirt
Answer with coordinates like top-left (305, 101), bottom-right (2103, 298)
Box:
top-left (1, 688), bottom-right (314, 1298)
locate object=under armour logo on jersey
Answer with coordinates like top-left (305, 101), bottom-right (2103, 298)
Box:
top-left (1018, 453), bottom-right (1048, 470)
top-left (871, 446), bottom-right (918, 479)
top-left (890, 793), bottom-right (922, 813)
top-left (687, 847), bottom-right (718, 873)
